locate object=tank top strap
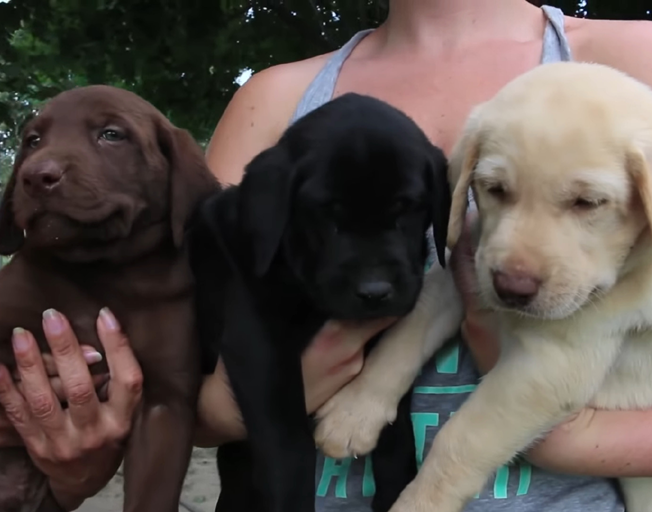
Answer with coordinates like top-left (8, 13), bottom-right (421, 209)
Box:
top-left (540, 5), bottom-right (573, 63)
top-left (289, 29), bottom-right (373, 125)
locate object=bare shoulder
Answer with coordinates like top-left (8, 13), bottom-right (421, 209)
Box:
top-left (206, 52), bottom-right (334, 185)
top-left (566, 16), bottom-right (652, 85)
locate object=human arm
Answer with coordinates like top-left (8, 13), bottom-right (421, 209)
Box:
top-left (0, 308), bottom-right (143, 510)
top-left (526, 407), bottom-right (652, 477)
top-left (205, 56), bottom-right (330, 186)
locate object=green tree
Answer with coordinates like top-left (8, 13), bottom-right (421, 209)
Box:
top-left (0, 0), bottom-right (393, 187)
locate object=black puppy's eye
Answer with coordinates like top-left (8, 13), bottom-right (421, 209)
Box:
top-left (329, 201), bottom-right (344, 216)
top-left (391, 198), bottom-right (409, 214)
top-left (26, 135), bottom-right (40, 149)
top-left (100, 128), bottom-right (125, 142)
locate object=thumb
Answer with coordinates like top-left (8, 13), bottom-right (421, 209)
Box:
top-left (336, 317), bottom-right (398, 351)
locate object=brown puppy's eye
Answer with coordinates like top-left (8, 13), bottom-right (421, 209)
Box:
top-left (26, 135), bottom-right (40, 149)
top-left (100, 128), bottom-right (126, 142)
top-left (573, 197), bottom-right (608, 211)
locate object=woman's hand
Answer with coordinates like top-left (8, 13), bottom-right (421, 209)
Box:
top-left (449, 211), bottom-right (500, 375)
top-left (195, 317), bottom-right (396, 447)
top-left (0, 345), bottom-right (107, 447)
top-left (0, 308), bottom-right (143, 510)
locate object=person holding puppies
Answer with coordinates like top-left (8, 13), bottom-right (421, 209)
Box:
top-left (1, 0), bottom-right (652, 510)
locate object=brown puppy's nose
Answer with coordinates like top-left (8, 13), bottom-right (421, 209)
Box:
top-left (492, 270), bottom-right (541, 308)
top-left (22, 160), bottom-right (63, 197)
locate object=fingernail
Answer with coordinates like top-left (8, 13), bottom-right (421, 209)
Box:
top-left (12, 327), bottom-right (30, 353)
top-left (324, 320), bottom-right (342, 336)
top-left (99, 308), bottom-right (120, 332)
top-left (43, 309), bottom-right (65, 336)
top-left (82, 349), bottom-right (103, 365)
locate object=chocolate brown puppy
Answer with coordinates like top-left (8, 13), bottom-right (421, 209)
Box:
top-left (0, 85), bottom-right (218, 512)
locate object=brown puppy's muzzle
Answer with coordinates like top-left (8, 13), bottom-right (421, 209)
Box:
top-left (20, 159), bottom-right (64, 198)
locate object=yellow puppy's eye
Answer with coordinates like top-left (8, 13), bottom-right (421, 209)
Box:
top-left (572, 197), bottom-right (608, 211)
top-left (486, 183), bottom-right (507, 199)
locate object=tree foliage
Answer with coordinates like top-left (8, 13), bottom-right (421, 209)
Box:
top-left (1, 0), bottom-right (651, 190)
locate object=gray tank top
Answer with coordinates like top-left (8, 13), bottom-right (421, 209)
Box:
top-left (292, 6), bottom-right (624, 512)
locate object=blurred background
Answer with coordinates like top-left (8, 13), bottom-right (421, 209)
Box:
top-left (1, 0), bottom-right (651, 186)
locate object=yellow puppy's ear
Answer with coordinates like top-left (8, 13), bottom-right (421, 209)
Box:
top-left (626, 147), bottom-right (652, 228)
top-left (447, 112), bottom-right (483, 250)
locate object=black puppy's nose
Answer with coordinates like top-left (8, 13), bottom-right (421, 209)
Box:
top-left (492, 270), bottom-right (540, 308)
top-left (356, 281), bottom-right (393, 302)
top-left (22, 160), bottom-right (63, 197)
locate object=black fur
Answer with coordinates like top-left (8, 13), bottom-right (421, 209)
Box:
top-left (188, 93), bottom-right (451, 512)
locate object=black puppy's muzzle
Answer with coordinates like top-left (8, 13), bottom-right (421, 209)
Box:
top-left (315, 267), bottom-right (422, 320)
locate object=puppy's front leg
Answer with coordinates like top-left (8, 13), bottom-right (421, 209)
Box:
top-left (315, 264), bottom-right (463, 459)
top-left (389, 331), bottom-right (623, 512)
top-left (122, 367), bottom-right (199, 512)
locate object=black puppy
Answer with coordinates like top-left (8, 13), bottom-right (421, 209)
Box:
top-left (189, 93), bottom-right (451, 512)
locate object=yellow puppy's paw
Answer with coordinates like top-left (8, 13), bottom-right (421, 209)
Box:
top-left (314, 380), bottom-right (397, 459)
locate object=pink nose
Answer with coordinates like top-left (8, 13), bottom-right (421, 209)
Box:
top-left (492, 270), bottom-right (541, 308)
top-left (22, 160), bottom-right (63, 197)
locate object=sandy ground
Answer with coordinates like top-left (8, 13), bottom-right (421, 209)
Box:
top-left (77, 447), bottom-right (220, 512)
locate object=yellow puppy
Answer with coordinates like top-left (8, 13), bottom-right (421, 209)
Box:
top-left (316, 61), bottom-right (652, 512)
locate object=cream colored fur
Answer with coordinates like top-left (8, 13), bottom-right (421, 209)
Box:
top-left (316, 61), bottom-right (652, 512)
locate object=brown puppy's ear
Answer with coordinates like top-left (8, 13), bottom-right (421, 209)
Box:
top-left (237, 144), bottom-right (295, 277)
top-left (446, 115), bottom-right (483, 250)
top-left (0, 153), bottom-right (26, 255)
top-left (425, 144), bottom-right (451, 268)
top-left (157, 119), bottom-right (219, 248)
top-left (626, 147), bottom-right (652, 227)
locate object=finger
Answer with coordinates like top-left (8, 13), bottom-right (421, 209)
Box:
top-left (0, 412), bottom-right (25, 447)
top-left (464, 209), bottom-right (479, 228)
top-left (12, 327), bottom-right (66, 436)
top-left (42, 309), bottom-right (100, 429)
top-left (313, 318), bottom-right (394, 347)
top-left (40, 354), bottom-right (58, 377)
top-left (336, 317), bottom-right (398, 349)
top-left (30, 373), bottom-right (110, 403)
top-left (0, 363), bottom-right (40, 445)
top-left (38, 346), bottom-right (104, 378)
top-left (97, 308), bottom-right (143, 426)
top-left (307, 318), bottom-right (396, 368)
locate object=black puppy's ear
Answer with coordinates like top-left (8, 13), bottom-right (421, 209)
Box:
top-left (238, 144), bottom-right (294, 277)
top-left (425, 145), bottom-right (451, 268)
top-left (157, 118), bottom-right (219, 248)
top-left (0, 152), bottom-right (26, 256)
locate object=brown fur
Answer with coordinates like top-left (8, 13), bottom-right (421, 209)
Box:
top-left (0, 85), bottom-right (219, 512)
